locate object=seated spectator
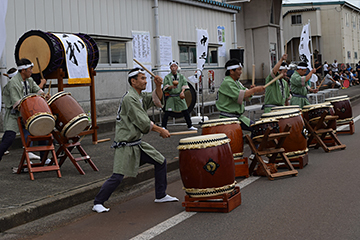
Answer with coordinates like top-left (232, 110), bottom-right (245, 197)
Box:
top-left (350, 69), bottom-right (359, 85)
top-left (322, 70), bottom-right (341, 89)
top-left (346, 63), bottom-right (352, 73)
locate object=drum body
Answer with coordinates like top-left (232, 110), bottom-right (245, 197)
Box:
top-left (261, 109), bottom-right (308, 158)
top-left (201, 118), bottom-right (243, 157)
top-left (48, 92), bottom-right (89, 138)
top-left (178, 134), bottom-right (236, 198)
top-left (19, 94), bottom-right (56, 136)
top-left (325, 95), bottom-right (353, 124)
top-left (251, 118), bottom-right (280, 140)
top-left (302, 103), bottom-right (336, 129)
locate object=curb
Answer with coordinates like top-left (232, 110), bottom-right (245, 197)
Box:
top-left (0, 157), bottom-right (179, 233)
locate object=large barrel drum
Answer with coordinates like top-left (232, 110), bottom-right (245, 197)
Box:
top-left (201, 118), bottom-right (243, 158)
top-left (325, 95), bottom-right (353, 124)
top-left (48, 91), bottom-right (89, 138)
top-left (15, 30), bottom-right (99, 80)
top-left (261, 109), bottom-right (308, 159)
top-left (302, 103), bottom-right (337, 130)
top-left (19, 94), bottom-right (56, 136)
top-left (178, 134), bottom-right (236, 198)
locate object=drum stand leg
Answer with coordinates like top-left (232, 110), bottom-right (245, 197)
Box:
top-left (17, 117), bottom-right (61, 180)
top-left (304, 112), bottom-right (346, 152)
top-left (336, 120), bottom-right (355, 135)
top-left (52, 131), bottom-right (99, 175)
top-left (182, 186), bottom-right (241, 213)
top-left (246, 125), bottom-right (298, 181)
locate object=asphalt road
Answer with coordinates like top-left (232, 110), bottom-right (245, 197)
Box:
top-left (3, 100), bottom-right (360, 240)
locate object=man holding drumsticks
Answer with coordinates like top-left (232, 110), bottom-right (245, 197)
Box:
top-left (289, 62), bottom-right (318, 108)
top-left (263, 54), bottom-right (291, 113)
top-left (216, 59), bottom-right (265, 133)
top-left (92, 67), bottom-right (178, 213)
top-left (0, 58), bottom-right (49, 164)
top-left (161, 60), bottom-right (197, 131)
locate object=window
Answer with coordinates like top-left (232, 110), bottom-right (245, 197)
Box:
top-left (347, 51), bottom-right (351, 59)
top-left (96, 40), bottom-right (127, 66)
top-left (179, 44), bottom-right (218, 65)
top-left (353, 15), bottom-right (356, 29)
top-left (346, 13), bottom-right (349, 27)
top-left (291, 15), bottom-right (302, 25)
top-left (355, 52), bottom-right (358, 59)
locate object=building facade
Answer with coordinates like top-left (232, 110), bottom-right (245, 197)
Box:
top-left (1, 0), bottom-right (283, 130)
top-left (283, 1), bottom-right (360, 68)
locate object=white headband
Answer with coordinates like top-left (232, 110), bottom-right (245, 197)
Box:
top-left (279, 66), bottom-right (288, 70)
top-left (227, 64), bottom-right (242, 70)
top-left (128, 69), bottom-right (146, 78)
top-left (17, 63), bottom-right (34, 70)
top-left (7, 70), bottom-right (18, 78)
top-left (169, 61), bottom-right (179, 67)
top-left (297, 66), bottom-right (307, 69)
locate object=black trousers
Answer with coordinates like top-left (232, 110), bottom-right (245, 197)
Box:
top-left (94, 150), bottom-right (167, 205)
top-left (162, 110), bottom-right (192, 128)
top-left (0, 130), bottom-right (16, 161)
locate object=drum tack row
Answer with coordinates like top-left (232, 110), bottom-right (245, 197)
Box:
top-left (177, 95), bottom-right (352, 213)
top-left (19, 91), bottom-right (89, 138)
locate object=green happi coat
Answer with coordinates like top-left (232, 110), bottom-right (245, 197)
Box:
top-left (2, 72), bottom-right (41, 132)
top-left (163, 72), bottom-right (189, 112)
top-left (216, 76), bottom-right (251, 127)
top-left (113, 86), bottom-right (164, 177)
top-left (290, 71), bottom-right (310, 108)
top-left (263, 72), bottom-right (291, 113)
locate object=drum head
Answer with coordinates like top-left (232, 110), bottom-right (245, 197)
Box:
top-left (28, 115), bottom-right (55, 136)
top-left (63, 116), bottom-right (89, 138)
top-left (302, 103), bottom-right (332, 112)
top-left (178, 133), bottom-right (229, 150)
top-left (261, 109), bottom-right (300, 119)
top-left (271, 105), bottom-right (300, 111)
top-left (15, 30), bottom-right (64, 79)
top-left (201, 117), bottom-right (239, 128)
top-left (325, 95), bottom-right (349, 102)
top-left (165, 82), bottom-right (196, 118)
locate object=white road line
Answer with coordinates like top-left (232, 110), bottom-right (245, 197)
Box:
top-left (337, 114), bottom-right (360, 131)
top-left (130, 177), bottom-right (260, 240)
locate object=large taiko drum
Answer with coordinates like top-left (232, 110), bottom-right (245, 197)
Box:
top-left (18, 94), bottom-right (56, 136)
top-left (261, 109), bottom-right (308, 159)
top-left (15, 30), bottom-right (99, 80)
top-left (178, 134), bottom-right (236, 198)
top-left (48, 91), bottom-right (89, 138)
top-left (164, 82), bottom-right (196, 118)
top-left (302, 103), bottom-right (336, 130)
top-left (325, 95), bottom-right (353, 124)
top-left (201, 118), bottom-right (243, 158)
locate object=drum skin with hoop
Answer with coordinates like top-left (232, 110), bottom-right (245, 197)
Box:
top-left (302, 103), bottom-right (336, 129)
top-left (178, 134), bottom-right (236, 198)
top-left (201, 118), bottom-right (243, 158)
top-left (48, 91), bottom-right (89, 138)
top-left (15, 30), bottom-right (99, 80)
top-left (19, 94), bottom-right (56, 136)
top-left (261, 109), bottom-right (308, 159)
top-left (325, 95), bottom-right (353, 124)
top-left (271, 105), bottom-right (301, 112)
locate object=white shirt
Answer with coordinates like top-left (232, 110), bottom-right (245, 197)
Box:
top-left (323, 63), bottom-right (329, 71)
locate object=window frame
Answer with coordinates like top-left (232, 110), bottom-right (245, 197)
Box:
top-left (178, 41), bottom-right (220, 66)
top-left (291, 14), bottom-right (302, 25)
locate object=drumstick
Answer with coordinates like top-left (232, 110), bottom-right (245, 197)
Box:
top-left (252, 64), bottom-right (255, 86)
top-left (169, 130), bottom-right (197, 136)
top-left (3, 73), bottom-right (9, 77)
top-left (317, 77), bottom-right (326, 89)
top-left (264, 73), bottom-right (284, 88)
top-left (284, 41), bottom-right (288, 58)
top-left (133, 59), bottom-right (156, 78)
top-left (36, 57), bottom-right (45, 79)
top-left (46, 81), bottom-right (52, 97)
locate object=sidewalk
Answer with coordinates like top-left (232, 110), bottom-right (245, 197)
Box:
top-left (1, 85), bottom-right (360, 232)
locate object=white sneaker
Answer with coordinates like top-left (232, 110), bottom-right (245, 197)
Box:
top-left (28, 152), bottom-right (41, 160)
top-left (188, 126), bottom-right (198, 131)
top-left (45, 159), bottom-right (52, 165)
top-left (92, 204), bottom-right (110, 213)
top-left (154, 194), bottom-right (179, 203)
top-left (4, 150), bottom-right (9, 155)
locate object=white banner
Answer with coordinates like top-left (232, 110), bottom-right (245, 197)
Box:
top-left (159, 36), bottom-right (172, 66)
top-left (196, 29), bottom-right (209, 72)
top-left (217, 26), bottom-right (226, 57)
top-left (298, 23), bottom-right (312, 70)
